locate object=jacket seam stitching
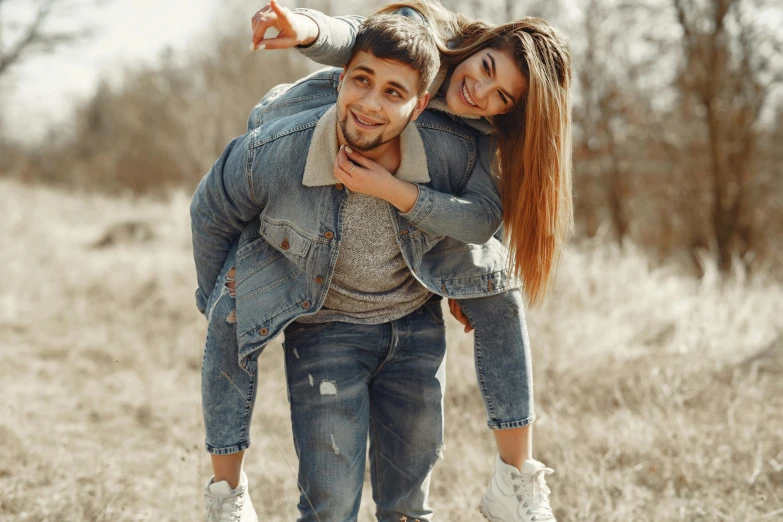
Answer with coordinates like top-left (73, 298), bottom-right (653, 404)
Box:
top-left (250, 121), bottom-right (320, 149)
top-left (263, 92), bottom-right (336, 109)
top-left (261, 217), bottom-right (331, 244)
top-left (415, 122), bottom-right (473, 141)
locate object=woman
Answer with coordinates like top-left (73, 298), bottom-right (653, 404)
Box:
top-left (203, 2), bottom-right (572, 521)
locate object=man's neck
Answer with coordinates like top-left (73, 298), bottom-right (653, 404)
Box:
top-left (336, 126), bottom-right (401, 174)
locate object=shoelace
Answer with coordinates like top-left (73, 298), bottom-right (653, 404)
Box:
top-left (510, 467), bottom-right (555, 521)
top-left (206, 488), bottom-right (244, 522)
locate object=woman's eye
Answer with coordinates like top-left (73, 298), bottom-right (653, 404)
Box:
top-left (499, 92), bottom-right (508, 104)
top-left (388, 90), bottom-right (400, 97)
top-left (356, 76), bottom-right (369, 85)
top-left (482, 60), bottom-right (490, 76)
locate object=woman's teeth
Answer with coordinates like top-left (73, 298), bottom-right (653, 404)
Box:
top-left (463, 82), bottom-right (478, 107)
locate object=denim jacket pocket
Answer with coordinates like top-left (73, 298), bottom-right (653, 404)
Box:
top-left (259, 219), bottom-right (313, 265)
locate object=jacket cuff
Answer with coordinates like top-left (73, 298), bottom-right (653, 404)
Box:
top-left (293, 8), bottom-right (333, 53)
top-left (398, 184), bottom-right (434, 225)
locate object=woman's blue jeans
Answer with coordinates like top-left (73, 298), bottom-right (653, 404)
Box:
top-left (456, 289), bottom-right (535, 429)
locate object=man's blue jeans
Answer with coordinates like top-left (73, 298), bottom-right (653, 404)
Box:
top-left (281, 300), bottom-right (447, 522)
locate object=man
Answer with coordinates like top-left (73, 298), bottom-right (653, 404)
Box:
top-left (192, 14), bottom-right (504, 522)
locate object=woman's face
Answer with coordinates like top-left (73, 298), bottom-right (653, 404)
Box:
top-left (445, 48), bottom-right (527, 118)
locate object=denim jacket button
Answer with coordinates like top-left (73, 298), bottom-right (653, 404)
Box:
top-left (281, 238), bottom-right (289, 250)
top-left (335, 183), bottom-right (344, 190)
top-left (259, 327), bottom-right (269, 336)
top-left (314, 277), bottom-right (324, 284)
top-left (324, 231), bottom-right (334, 239)
top-left (302, 301), bottom-right (312, 309)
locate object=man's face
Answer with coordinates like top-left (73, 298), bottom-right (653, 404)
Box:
top-left (336, 51), bottom-right (429, 152)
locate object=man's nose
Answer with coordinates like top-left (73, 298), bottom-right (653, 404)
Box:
top-left (359, 89), bottom-right (383, 112)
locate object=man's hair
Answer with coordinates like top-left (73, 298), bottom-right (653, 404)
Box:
top-left (349, 14), bottom-right (440, 96)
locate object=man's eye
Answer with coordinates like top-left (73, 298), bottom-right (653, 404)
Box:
top-left (388, 90), bottom-right (401, 97)
top-left (356, 76), bottom-right (369, 85)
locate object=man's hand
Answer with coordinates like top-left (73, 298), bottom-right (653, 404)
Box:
top-left (334, 145), bottom-right (419, 212)
top-left (448, 299), bottom-right (474, 333)
top-left (250, 0), bottom-right (319, 51)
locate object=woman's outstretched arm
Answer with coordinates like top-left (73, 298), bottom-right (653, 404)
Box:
top-left (250, 1), bottom-right (427, 68)
top-left (249, 0), bottom-right (364, 66)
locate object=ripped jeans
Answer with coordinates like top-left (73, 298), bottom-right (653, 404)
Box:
top-left (201, 245), bottom-right (535, 458)
top-left (281, 301), bottom-right (446, 522)
top-left (201, 245), bottom-right (447, 520)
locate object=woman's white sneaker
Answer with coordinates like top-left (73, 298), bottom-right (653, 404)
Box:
top-left (204, 471), bottom-right (258, 522)
top-left (479, 454), bottom-right (556, 522)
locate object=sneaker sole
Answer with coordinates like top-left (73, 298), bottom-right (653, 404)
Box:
top-left (479, 502), bottom-right (503, 522)
top-left (479, 493), bottom-right (514, 522)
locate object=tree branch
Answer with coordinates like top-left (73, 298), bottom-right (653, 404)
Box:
top-left (0, 0), bottom-right (89, 77)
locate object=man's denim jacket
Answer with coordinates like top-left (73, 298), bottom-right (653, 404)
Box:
top-left (191, 68), bottom-right (519, 363)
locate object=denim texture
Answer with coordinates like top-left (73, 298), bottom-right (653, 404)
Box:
top-left (201, 242), bottom-right (261, 455)
top-left (201, 290), bottom-right (447, 521)
top-left (201, 251), bottom-right (533, 460)
top-left (191, 72), bottom-right (519, 365)
top-left (456, 289), bottom-right (535, 429)
top-left (244, 68), bottom-right (535, 426)
top-left (282, 301), bottom-right (446, 521)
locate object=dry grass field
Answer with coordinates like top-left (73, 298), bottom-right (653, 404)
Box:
top-left (1, 179), bottom-right (781, 521)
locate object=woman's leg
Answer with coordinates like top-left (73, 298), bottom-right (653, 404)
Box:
top-left (210, 452), bottom-right (245, 490)
top-left (493, 426), bottom-right (532, 471)
top-left (202, 245), bottom-right (260, 489)
top-left (455, 288), bottom-right (535, 469)
top-left (457, 290), bottom-right (555, 522)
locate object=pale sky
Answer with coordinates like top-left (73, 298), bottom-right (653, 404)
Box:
top-left (1, 0), bottom-right (224, 141)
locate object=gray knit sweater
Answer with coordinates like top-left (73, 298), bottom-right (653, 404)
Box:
top-left (296, 106), bottom-right (433, 324)
top-left (297, 192), bottom-right (432, 324)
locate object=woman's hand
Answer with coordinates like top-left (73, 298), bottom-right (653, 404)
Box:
top-left (250, 0), bottom-right (319, 51)
top-left (333, 145), bottom-right (419, 212)
top-left (448, 299), bottom-right (474, 333)
top-left (333, 145), bottom-right (392, 198)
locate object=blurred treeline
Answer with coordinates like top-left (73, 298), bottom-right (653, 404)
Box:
top-left (1, 0), bottom-right (781, 277)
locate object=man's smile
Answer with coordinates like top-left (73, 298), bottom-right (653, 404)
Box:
top-left (350, 109), bottom-right (385, 130)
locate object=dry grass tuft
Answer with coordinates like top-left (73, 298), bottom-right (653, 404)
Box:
top-left (1, 180), bottom-right (780, 521)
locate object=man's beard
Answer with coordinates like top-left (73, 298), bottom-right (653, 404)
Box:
top-left (338, 105), bottom-right (414, 152)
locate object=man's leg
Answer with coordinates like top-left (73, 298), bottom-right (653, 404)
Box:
top-left (367, 299), bottom-right (448, 522)
top-left (283, 321), bottom-right (387, 522)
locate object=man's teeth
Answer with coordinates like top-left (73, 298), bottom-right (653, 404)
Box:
top-left (356, 114), bottom-right (380, 126)
top-left (463, 83), bottom-right (477, 107)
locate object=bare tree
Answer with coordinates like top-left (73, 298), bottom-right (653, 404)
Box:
top-left (672, 0), bottom-right (783, 271)
top-left (0, 0), bottom-right (97, 79)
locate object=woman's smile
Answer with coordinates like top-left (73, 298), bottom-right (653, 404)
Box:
top-left (446, 49), bottom-right (527, 117)
top-left (460, 80), bottom-right (479, 108)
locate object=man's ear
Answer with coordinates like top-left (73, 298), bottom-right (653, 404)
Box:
top-left (338, 67), bottom-right (347, 92)
top-left (409, 92), bottom-right (430, 123)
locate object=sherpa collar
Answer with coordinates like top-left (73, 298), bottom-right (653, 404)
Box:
top-left (302, 105), bottom-right (430, 187)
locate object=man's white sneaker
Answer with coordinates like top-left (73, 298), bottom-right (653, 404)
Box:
top-left (204, 471), bottom-right (258, 522)
top-left (479, 454), bottom-right (556, 522)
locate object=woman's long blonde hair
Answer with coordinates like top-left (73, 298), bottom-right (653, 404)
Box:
top-left (374, 0), bottom-right (574, 305)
